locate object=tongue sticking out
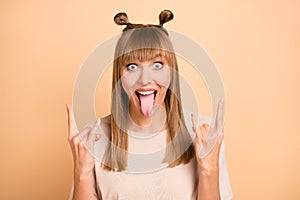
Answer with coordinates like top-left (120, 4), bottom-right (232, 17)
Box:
top-left (139, 93), bottom-right (154, 117)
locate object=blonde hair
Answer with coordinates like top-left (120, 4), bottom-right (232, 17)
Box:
top-left (101, 11), bottom-right (195, 171)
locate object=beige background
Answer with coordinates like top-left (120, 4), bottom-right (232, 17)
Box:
top-left (1, 0), bottom-right (299, 199)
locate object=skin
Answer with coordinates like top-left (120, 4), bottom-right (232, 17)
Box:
top-left (120, 54), bottom-right (171, 131)
top-left (66, 56), bottom-right (225, 200)
top-left (192, 100), bottom-right (225, 200)
top-left (66, 104), bottom-right (101, 200)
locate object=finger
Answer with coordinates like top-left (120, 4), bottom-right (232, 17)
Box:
top-left (191, 113), bottom-right (200, 134)
top-left (193, 133), bottom-right (202, 157)
top-left (199, 125), bottom-right (208, 141)
top-left (217, 128), bottom-right (225, 145)
top-left (94, 118), bottom-right (103, 141)
top-left (77, 127), bottom-right (96, 152)
top-left (213, 128), bottom-right (224, 155)
top-left (77, 126), bottom-right (92, 143)
top-left (95, 134), bottom-right (101, 141)
top-left (191, 124), bottom-right (200, 149)
top-left (87, 118), bottom-right (101, 145)
top-left (205, 128), bottom-right (224, 159)
top-left (215, 99), bottom-right (224, 131)
top-left (203, 123), bottom-right (217, 139)
top-left (66, 104), bottom-right (79, 139)
top-left (195, 128), bottom-right (201, 144)
top-left (191, 113), bottom-right (196, 131)
top-left (202, 123), bottom-right (209, 132)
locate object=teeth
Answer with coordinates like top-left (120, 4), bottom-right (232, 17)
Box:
top-left (137, 90), bottom-right (155, 95)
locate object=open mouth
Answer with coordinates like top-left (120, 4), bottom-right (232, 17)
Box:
top-left (135, 90), bottom-right (157, 116)
top-left (135, 90), bottom-right (157, 103)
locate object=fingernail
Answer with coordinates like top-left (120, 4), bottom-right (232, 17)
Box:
top-left (96, 117), bottom-right (100, 126)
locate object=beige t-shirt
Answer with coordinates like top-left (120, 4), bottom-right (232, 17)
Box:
top-left (69, 111), bottom-right (233, 200)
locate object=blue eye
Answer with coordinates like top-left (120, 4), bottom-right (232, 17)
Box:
top-left (153, 62), bottom-right (163, 69)
top-left (127, 63), bottom-right (138, 71)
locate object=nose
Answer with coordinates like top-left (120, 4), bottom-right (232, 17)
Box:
top-left (138, 65), bottom-right (153, 85)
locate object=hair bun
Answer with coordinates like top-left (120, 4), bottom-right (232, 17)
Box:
top-left (159, 10), bottom-right (174, 26)
top-left (114, 12), bottom-right (130, 25)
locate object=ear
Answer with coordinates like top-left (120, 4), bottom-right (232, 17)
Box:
top-left (114, 12), bottom-right (130, 26)
top-left (159, 10), bottom-right (174, 26)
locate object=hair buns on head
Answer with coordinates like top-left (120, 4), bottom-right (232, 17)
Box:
top-left (114, 12), bottom-right (130, 25)
top-left (159, 9), bottom-right (174, 26)
top-left (113, 9), bottom-right (174, 31)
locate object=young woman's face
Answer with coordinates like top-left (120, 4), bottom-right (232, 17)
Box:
top-left (120, 52), bottom-right (171, 117)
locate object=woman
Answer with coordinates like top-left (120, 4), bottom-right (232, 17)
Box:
top-left (67, 10), bottom-right (233, 200)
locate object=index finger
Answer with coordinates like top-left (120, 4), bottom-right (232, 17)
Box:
top-left (66, 104), bottom-right (79, 139)
top-left (191, 113), bottom-right (200, 133)
top-left (215, 99), bottom-right (224, 131)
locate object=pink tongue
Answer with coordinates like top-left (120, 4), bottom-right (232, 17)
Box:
top-left (139, 93), bottom-right (154, 117)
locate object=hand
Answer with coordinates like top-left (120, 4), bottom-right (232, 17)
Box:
top-left (66, 104), bottom-right (101, 179)
top-left (191, 100), bottom-right (225, 175)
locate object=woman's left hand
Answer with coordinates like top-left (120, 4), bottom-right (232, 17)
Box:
top-left (191, 100), bottom-right (225, 175)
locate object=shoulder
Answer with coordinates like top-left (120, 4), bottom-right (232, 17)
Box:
top-left (100, 115), bottom-right (111, 127)
top-left (100, 115), bottom-right (111, 138)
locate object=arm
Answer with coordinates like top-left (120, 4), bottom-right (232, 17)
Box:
top-left (191, 100), bottom-right (224, 200)
top-left (196, 132), bottom-right (223, 200)
top-left (197, 139), bottom-right (233, 200)
top-left (72, 168), bottom-right (100, 200)
top-left (197, 169), bottom-right (220, 200)
top-left (196, 139), bottom-right (222, 200)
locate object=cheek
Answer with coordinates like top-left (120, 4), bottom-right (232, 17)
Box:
top-left (156, 70), bottom-right (171, 98)
top-left (120, 72), bottom-right (139, 97)
top-left (153, 68), bottom-right (171, 88)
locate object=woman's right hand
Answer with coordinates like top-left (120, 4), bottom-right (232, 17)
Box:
top-left (66, 104), bottom-right (101, 179)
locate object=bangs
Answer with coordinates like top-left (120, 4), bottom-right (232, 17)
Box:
top-left (119, 48), bottom-right (172, 65)
top-left (115, 27), bottom-right (175, 66)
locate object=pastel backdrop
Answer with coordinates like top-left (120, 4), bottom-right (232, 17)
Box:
top-left (0, 0), bottom-right (299, 199)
